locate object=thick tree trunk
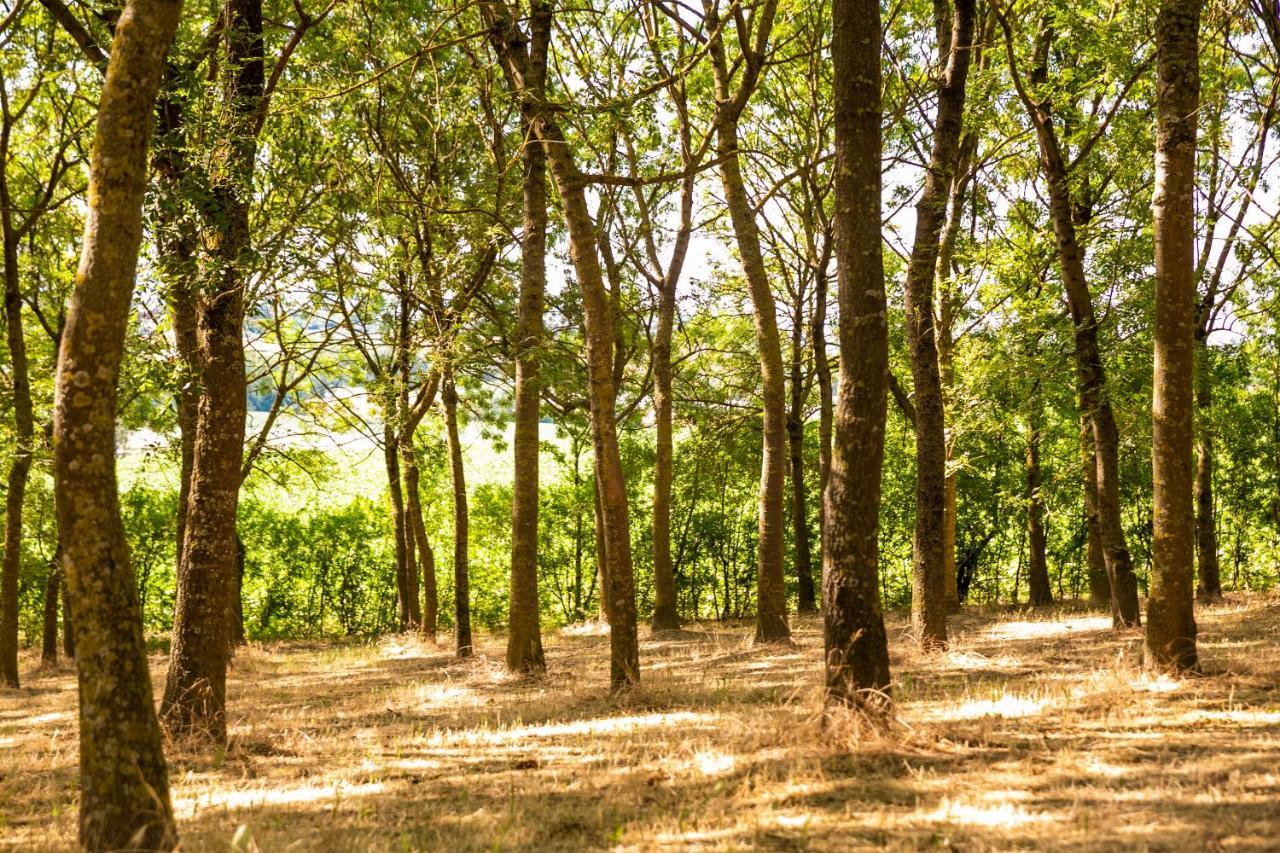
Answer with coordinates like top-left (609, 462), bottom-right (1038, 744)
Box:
top-left (443, 372), bottom-right (472, 659)
top-left (1146, 0), bottom-right (1201, 673)
top-left (51, 0), bottom-right (182, 843)
top-left (1194, 343), bottom-right (1221, 597)
top-left (824, 0), bottom-right (893, 714)
top-left (788, 316), bottom-right (816, 613)
top-left (507, 90), bottom-right (549, 670)
top-left (1080, 414), bottom-right (1112, 605)
top-left (160, 0), bottom-right (262, 743)
top-left (715, 118), bottom-right (790, 643)
top-left (902, 0), bottom-right (974, 648)
top-left (1026, 378), bottom-right (1053, 606)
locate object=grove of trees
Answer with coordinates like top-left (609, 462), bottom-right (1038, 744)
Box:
top-left (0, 0), bottom-right (1274, 845)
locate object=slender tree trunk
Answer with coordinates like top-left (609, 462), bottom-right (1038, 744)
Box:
top-left (903, 0), bottom-right (974, 648)
top-left (160, 0), bottom-right (262, 743)
top-left (443, 371), bottom-right (472, 658)
top-left (507, 86), bottom-right (549, 670)
top-left (788, 314), bottom-right (816, 613)
top-left (593, 474), bottom-right (611, 623)
top-left (51, 0), bottom-right (182, 843)
top-left (384, 428), bottom-right (411, 631)
top-left (1026, 377), bottom-right (1053, 606)
top-left (61, 571), bottom-right (74, 658)
top-left (231, 533), bottom-right (246, 645)
top-left (813, 256), bottom-right (834, 545)
top-left (1008, 16), bottom-right (1141, 627)
top-left (1147, 0), bottom-right (1201, 672)
top-left (403, 436), bottom-right (437, 639)
top-left (42, 553), bottom-right (60, 666)
top-left (824, 0), bottom-right (892, 714)
top-left (0, 230), bottom-right (31, 688)
top-left (393, 290), bottom-right (421, 630)
top-left (1194, 342), bottom-right (1221, 597)
top-left (715, 117), bottom-right (790, 643)
top-left (484, 1), bottom-right (640, 689)
top-left (1080, 413), bottom-right (1111, 605)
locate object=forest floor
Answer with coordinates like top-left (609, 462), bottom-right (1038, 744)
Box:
top-left (3, 593), bottom-right (1280, 851)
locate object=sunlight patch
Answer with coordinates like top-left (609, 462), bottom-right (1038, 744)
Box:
top-left (693, 750), bottom-right (736, 776)
top-left (175, 780), bottom-right (386, 816)
top-left (983, 616), bottom-right (1111, 642)
top-left (926, 798), bottom-right (1052, 828)
top-left (949, 694), bottom-right (1049, 720)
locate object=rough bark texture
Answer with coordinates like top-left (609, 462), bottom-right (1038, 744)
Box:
top-left (788, 311), bottom-right (816, 613)
top-left (444, 372), bottom-right (473, 659)
top-left (824, 0), bottom-right (893, 714)
top-left (160, 0), bottom-right (263, 743)
top-left (903, 0), bottom-right (974, 647)
top-left (51, 0), bottom-right (182, 844)
top-left (1080, 413), bottom-right (1112, 605)
top-left (507, 19), bottom-right (549, 669)
top-left (813, 254), bottom-right (834, 546)
top-left (403, 437), bottom-right (437, 638)
top-left (1004, 15), bottom-right (1140, 627)
top-left (1146, 0), bottom-right (1201, 673)
top-left (1026, 378), bottom-right (1053, 606)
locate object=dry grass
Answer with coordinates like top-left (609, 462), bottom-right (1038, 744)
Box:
top-left (3, 592), bottom-right (1279, 851)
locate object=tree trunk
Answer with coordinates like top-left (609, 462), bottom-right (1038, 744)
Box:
top-left (788, 313), bottom-right (816, 613)
top-left (1080, 413), bottom-right (1112, 605)
top-left (61, 570), bottom-right (74, 659)
top-left (51, 0), bottom-right (182, 843)
top-left (443, 371), bottom-right (472, 658)
top-left (1009, 15), bottom-right (1141, 627)
top-left (824, 0), bottom-right (893, 714)
top-left (160, 0), bottom-right (262, 743)
top-left (231, 532), bottom-right (246, 646)
top-left (1026, 377), bottom-right (1053, 606)
top-left (1146, 0), bottom-right (1201, 673)
top-left (384, 427), bottom-right (412, 631)
top-left (42, 554), bottom-right (60, 667)
top-left (0, 230), bottom-right (31, 688)
top-left (507, 85), bottom-right (549, 670)
top-left (593, 474), bottom-right (610, 623)
top-left (902, 0), bottom-right (975, 649)
top-left (1194, 343), bottom-right (1221, 597)
top-left (813, 253), bottom-right (834, 546)
top-left (715, 117), bottom-right (790, 644)
top-left (483, 1), bottom-right (640, 689)
top-left (402, 436), bottom-right (437, 639)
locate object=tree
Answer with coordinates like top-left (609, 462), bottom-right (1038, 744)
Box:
top-left (50, 0), bottom-right (182, 843)
top-left (1146, 0), bottom-right (1202, 673)
top-left (824, 0), bottom-right (892, 714)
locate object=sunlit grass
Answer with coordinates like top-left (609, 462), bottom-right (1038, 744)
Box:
top-left (3, 590), bottom-right (1279, 850)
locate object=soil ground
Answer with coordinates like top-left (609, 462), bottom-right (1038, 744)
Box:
top-left (3, 593), bottom-right (1278, 850)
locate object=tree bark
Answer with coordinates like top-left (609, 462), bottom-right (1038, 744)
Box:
top-left (902, 0), bottom-right (975, 648)
top-left (51, 0), bottom-right (182, 843)
top-left (824, 0), bottom-right (893, 714)
top-left (1003, 14), bottom-right (1140, 627)
top-left (484, 0), bottom-right (639, 689)
top-left (507, 32), bottom-right (549, 668)
top-left (787, 309), bottom-right (816, 613)
top-left (813, 252), bottom-right (834, 546)
top-left (0, 211), bottom-right (31, 689)
top-left (1080, 413), bottom-right (1112, 605)
top-left (443, 370), bottom-right (472, 658)
top-left (1146, 0), bottom-right (1201, 672)
top-left (403, 436), bottom-right (437, 638)
top-left (41, 553), bottom-right (60, 666)
top-left (1194, 343), bottom-right (1220, 597)
top-left (385, 427), bottom-right (412, 631)
top-left (160, 0), bottom-right (263, 743)
top-left (1026, 377), bottom-right (1053, 606)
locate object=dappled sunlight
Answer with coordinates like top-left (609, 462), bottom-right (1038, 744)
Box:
top-left (5, 598), bottom-right (1280, 850)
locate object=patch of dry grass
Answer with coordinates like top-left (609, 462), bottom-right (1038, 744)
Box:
top-left (3, 593), bottom-right (1279, 850)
